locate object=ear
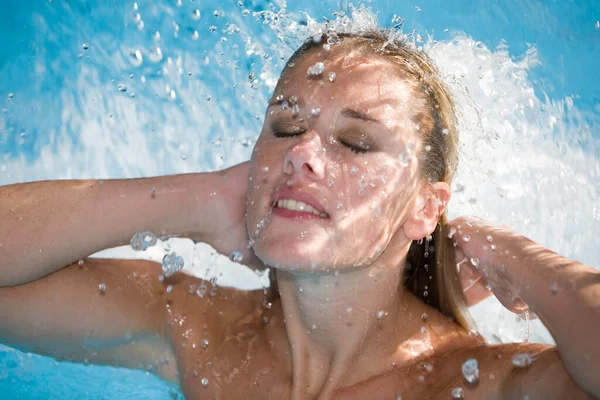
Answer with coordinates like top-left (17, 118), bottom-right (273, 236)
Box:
top-left (403, 182), bottom-right (451, 240)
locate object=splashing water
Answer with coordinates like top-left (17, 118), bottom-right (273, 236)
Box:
top-left (461, 359), bottom-right (479, 384)
top-left (161, 252), bottom-right (185, 277)
top-left (451, 387), bottom-right (464, 399)
top-left (511, 353), bottom-right (533, 367)
top-left (130, 231), bottom-right (158, 251)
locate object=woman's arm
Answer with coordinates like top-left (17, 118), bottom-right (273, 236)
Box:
top-left (0, 162), bottom-right (250, 287)
top-left (0, 258), bottom-right (176, 380)
top-left (450, 216), bottom-right (600, 398)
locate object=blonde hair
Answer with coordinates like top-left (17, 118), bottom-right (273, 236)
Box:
top-left (272, 30), bottom-right (475, 331)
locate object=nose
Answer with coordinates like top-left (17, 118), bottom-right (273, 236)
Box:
top-left (282, 131), bottom-right (326, 180)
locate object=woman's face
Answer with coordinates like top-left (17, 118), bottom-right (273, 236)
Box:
top-left (246, 48), bottom-right (426, 272)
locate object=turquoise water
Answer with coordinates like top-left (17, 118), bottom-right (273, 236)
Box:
top-left (1, 0), bottom-right (599, 398)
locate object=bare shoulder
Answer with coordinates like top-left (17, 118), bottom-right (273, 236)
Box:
top-left (162, 273), bottom-right (267, 331)
top-left (161, 274), bottom-right (273, 395)
top-left (424, 342), bottom-right (593, 399)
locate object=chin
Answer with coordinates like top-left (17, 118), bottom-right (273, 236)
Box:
top-left (252, 238), bottom-right (328, 273)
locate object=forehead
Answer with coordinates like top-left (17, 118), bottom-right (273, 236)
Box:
top-left (273, 46), bottom-right (417, 126)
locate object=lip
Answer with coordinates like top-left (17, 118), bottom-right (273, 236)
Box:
top-left (271, 187), bottom-right (328, 215)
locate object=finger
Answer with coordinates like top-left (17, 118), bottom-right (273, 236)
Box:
top-left (494, 292), bottom-right (529, 315)
top-left (457, 256), bottom-right (493, 307)
top-left (460, 269), bottom-right (493, 307)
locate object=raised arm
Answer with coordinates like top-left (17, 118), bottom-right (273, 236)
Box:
top-left (0, 258), bottom-right (176, 380)
top-left (450, 216), bottom-right (600, 398)
top-left (0, 162), bottom-right (250, 287)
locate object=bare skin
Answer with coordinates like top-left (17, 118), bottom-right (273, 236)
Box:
top-left (0, 42), bottom-right (598, 400)
top-left (0, 257), bottom-right (587, 399)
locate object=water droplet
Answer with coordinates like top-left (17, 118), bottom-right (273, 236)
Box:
top-left (201, 378), bottom-right (209, 387)
top-left (130, 231), bottom-right (158, 250)
top-left (398, 152), bottom-right (411, 167)
top-left (209, 25), bottom-right (217, 32)
top-left (191, 9), bottom-right (201, 20)
top-left (281, 100), bottom-right (289, 110)
top-left (512, 353), bottom-right (533, 368)
top-left (230, 251), bottom-right (244, 262)
top-left (461, 359), bottom-right (479, 384)
top-left (213, 10), bottom-right (221, 17)
top-left (292, 104), bottom-right (300, 118)
top-left (98, 283), bottom-right (107, 293)
top-left (486, 234), bottom-right (493, 242)
top-left (161, 252), bottom-right (185, 277)
top-left (451, 387), bottom-right (464, 399)
top-left (376, 310), bottom-right (386, 319)
top-left (421, 326), bottom-right (426, 333)
top-left (82, 42), bottom-right (90, 50)
top-left (550, 282), bottom-right (558, 294)
top-left (242, 9), bottom-right (250, 16)
top-left (470, 258), bottom-right (479, 267)
top-left (462, 235), bottom-right (471, 242)
top-left (307, 62), bottom-right (325, 76)
top-left (311, 108), bottom-right (321, 116)
top-left (328, 71), bottom-right (336, 82)
top-left (166, 285), bottom-right (173, 293)
top-left (421, 313), bottom-right (428, 322)
top-left (442, 128), bottom-right (449, 135)
top-left (78, 259), bottom-right (85, 265)
top-left (117, 84), bottom-right (127, 92)
top-left (7, 93), bottom-right (14, 99)
top-left (200, 339), bottom-right (209, 349)
top-left (205, 94), bottom-right (212, 102)
top-left (196, 284), bottom-right (207, 297)
top-left (595, 21), bottom-right (600, 29)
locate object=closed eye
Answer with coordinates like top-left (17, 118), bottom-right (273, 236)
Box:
top-left (271, 123), bottom-right (306, 138)
top-left (339, 139), bottom-right (371, 154)
top-left (273, 130), bottom-right (304, 138)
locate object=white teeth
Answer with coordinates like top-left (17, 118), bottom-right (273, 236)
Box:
top-left (276, 199), bottom-right (327, 217)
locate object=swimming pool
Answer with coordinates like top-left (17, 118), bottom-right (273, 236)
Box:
top-left (1, 0), bottom-right (599, 398)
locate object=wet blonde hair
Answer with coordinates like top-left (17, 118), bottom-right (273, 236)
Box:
top-left (272, 30), bottom-right (475, 331)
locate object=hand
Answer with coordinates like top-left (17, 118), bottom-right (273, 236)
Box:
top-left (448, 216), bottom-right (530, 315)
top-left (193, 162), bottom-right (265, 271)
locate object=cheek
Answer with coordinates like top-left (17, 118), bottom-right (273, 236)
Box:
top-left (251, 143), bottom-right (283, 183)
top-left (341, 158), bottom-right (416, 227)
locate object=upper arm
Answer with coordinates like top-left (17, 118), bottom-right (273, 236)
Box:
top-left (501, 346), bottom-right (594, 400)
top-left (0, 258), bottom-right (174, 375)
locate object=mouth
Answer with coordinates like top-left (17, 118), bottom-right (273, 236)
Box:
top-left (271, 188), bottom-right (330, 220)
top-left (273, 198), bottom-right (329, 218)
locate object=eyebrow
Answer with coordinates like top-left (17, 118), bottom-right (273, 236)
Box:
top-left (266, 98), bottom-right (382, 124)
top-left (340, 108), bottom-right (382, 124)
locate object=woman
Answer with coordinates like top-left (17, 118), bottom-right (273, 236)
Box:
top-left (0, 31), bottom-right (598, 400)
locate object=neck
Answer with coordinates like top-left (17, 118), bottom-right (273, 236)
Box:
top-left (276, 242), bottom-right (441, 399)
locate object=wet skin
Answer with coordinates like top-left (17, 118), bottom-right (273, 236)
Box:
top-left (0, 45), bottom-right (592, 400)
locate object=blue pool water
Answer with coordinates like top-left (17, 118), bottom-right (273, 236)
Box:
top-left (1, 0), bottom-right (599, 398)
